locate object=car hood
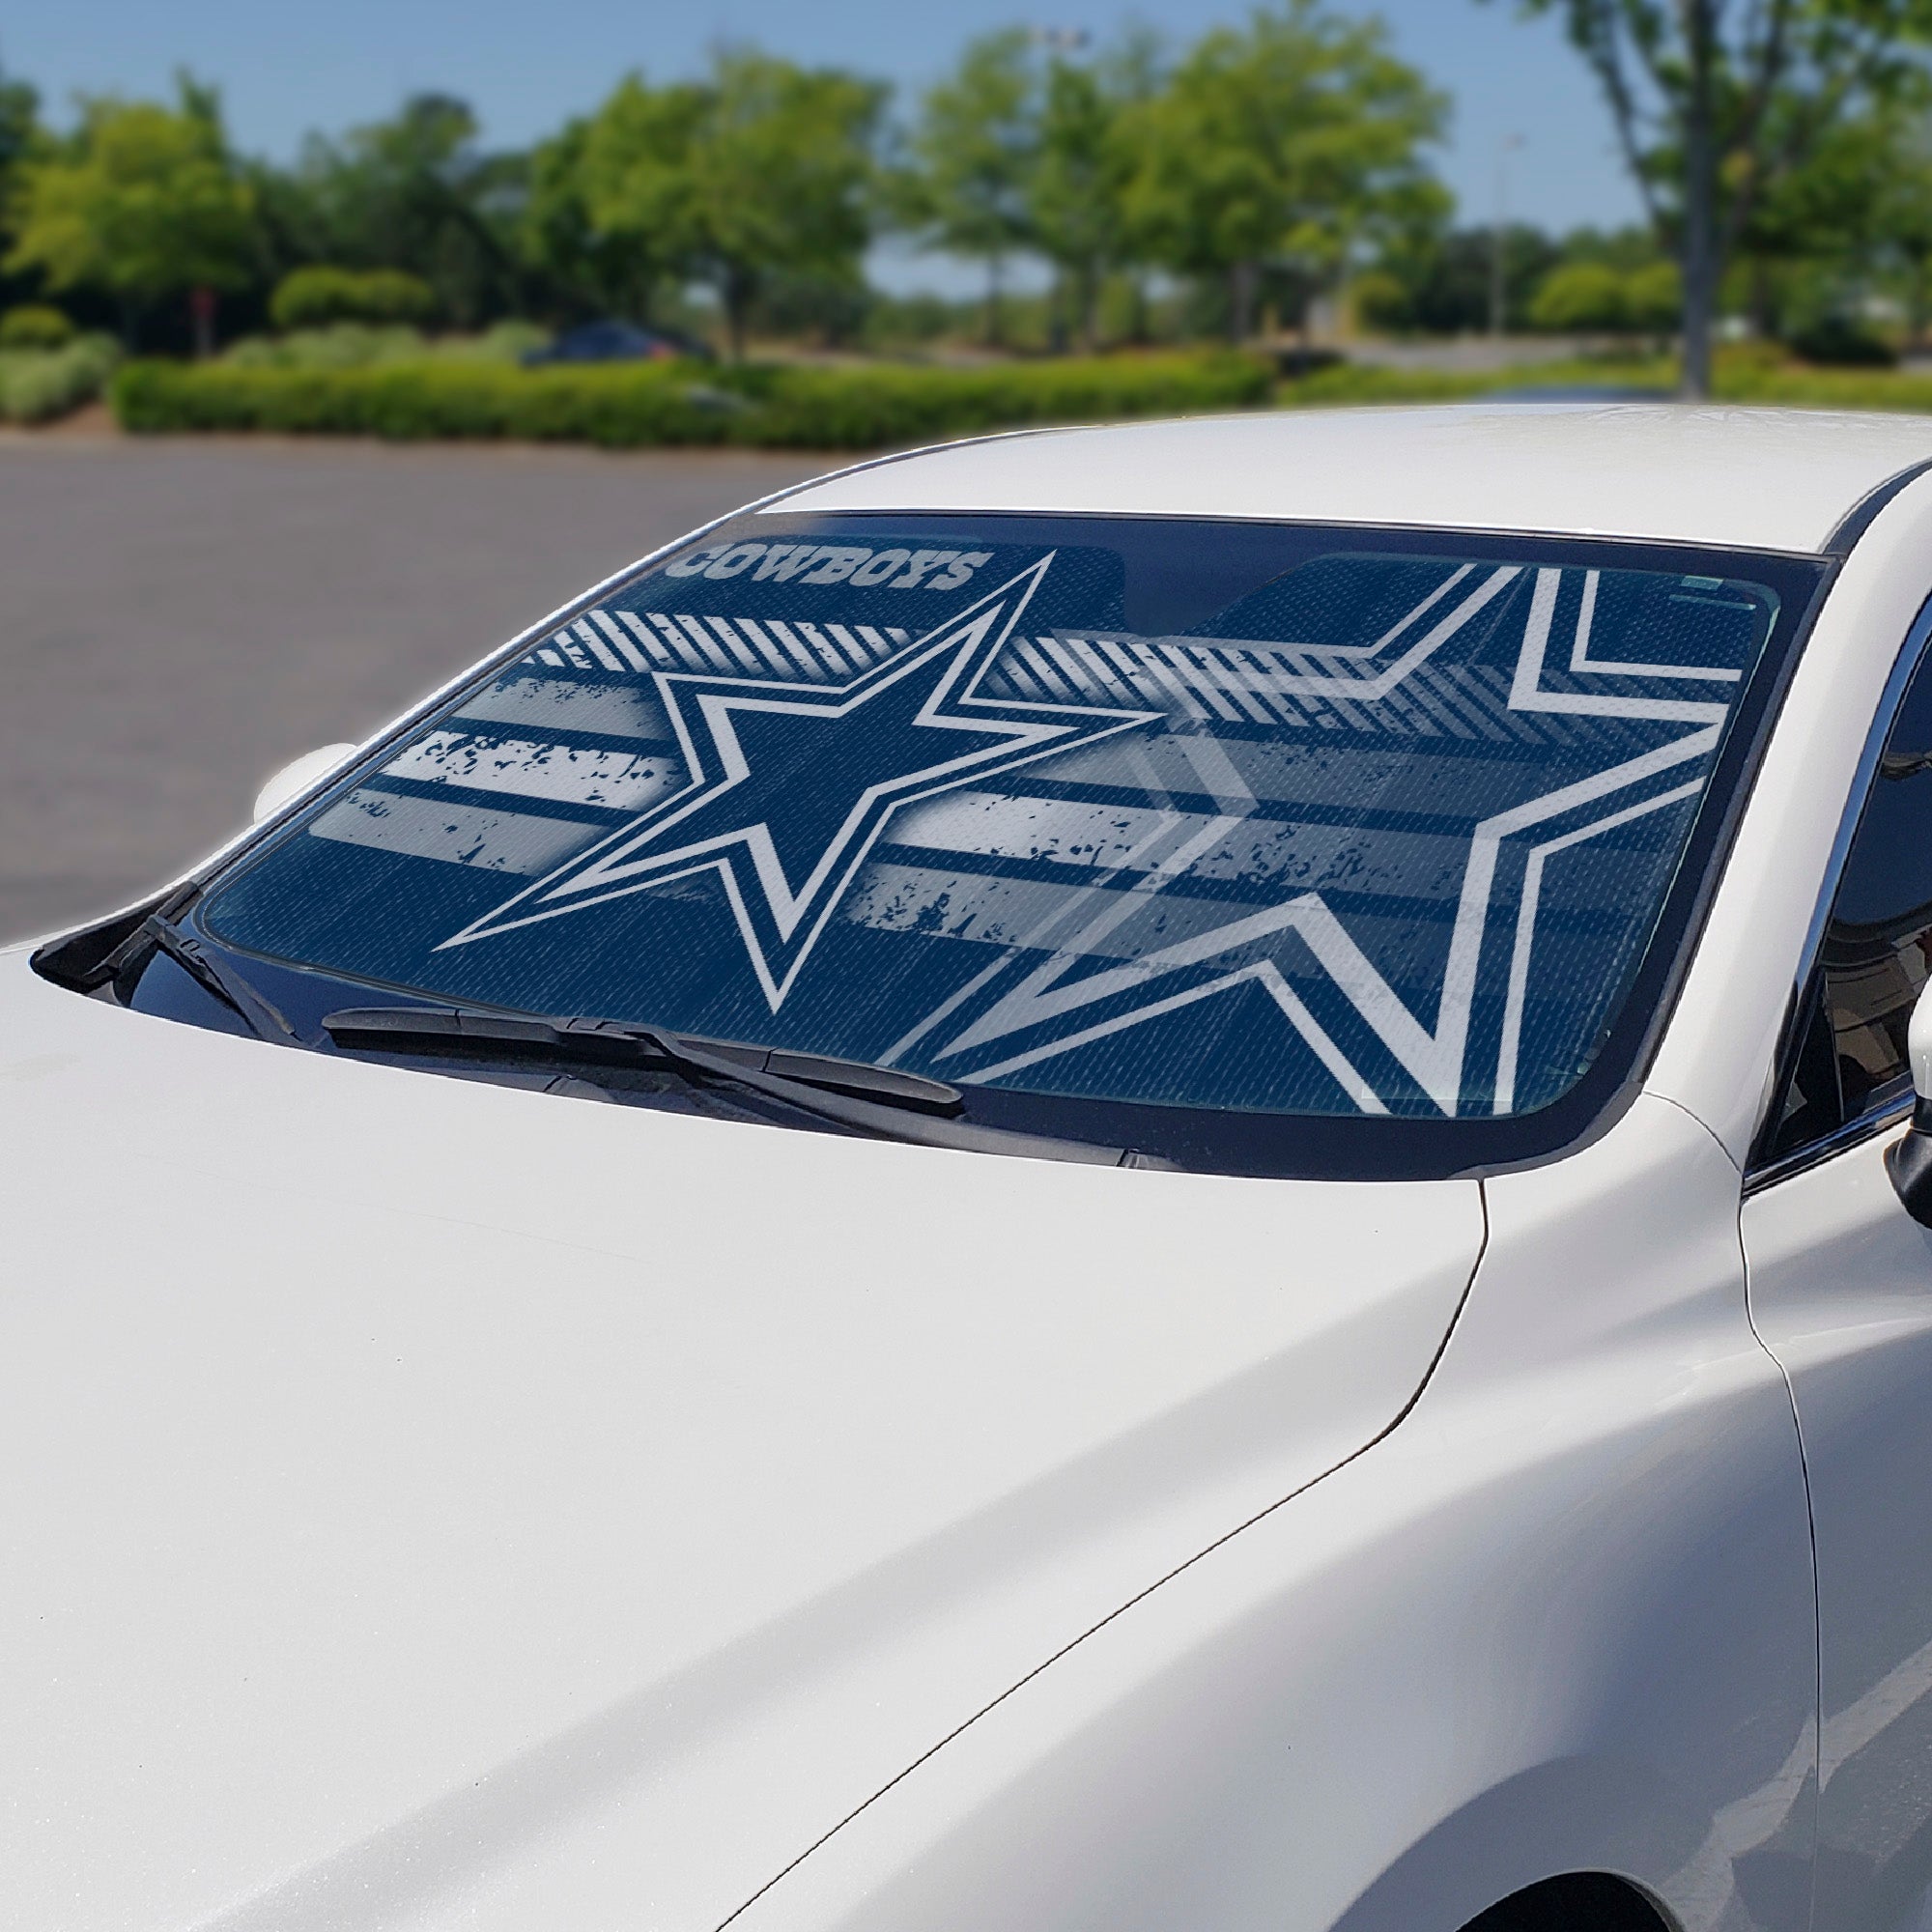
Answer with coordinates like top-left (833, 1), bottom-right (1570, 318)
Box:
top-left (0, 950), bottom-right (1483, 1932)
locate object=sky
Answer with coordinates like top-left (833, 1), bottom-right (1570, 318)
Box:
top-left (4, 1), bottom-right (1644, 290)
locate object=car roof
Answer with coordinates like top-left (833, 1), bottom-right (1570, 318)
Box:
top-left (771, 402), bottom-right (1932, 555)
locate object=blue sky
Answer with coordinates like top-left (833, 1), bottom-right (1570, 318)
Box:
top-left (5, 1), bottom-right (1642, 287)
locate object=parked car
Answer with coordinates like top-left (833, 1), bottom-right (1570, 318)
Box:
top-left (19, 404), bottom-right (1932, 1932)
top-left (521, 318), bottom-right (711, 365)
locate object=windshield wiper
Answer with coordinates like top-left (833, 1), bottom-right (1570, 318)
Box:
top-left (321, 1005), bottom-right (1156, 1167)
top-left (135, 914), bottom-right (298, 1043)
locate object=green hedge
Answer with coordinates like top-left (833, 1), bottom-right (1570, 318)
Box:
top-left (0, 333), bottom-right (120, 423)
top-left (219, 319), bottom-right (550, 371)
top-left (1276, 363), bottom-right (1491, 408)
top-left (270, 267), bottom-right (436, 331)
top-left (1275, 355), bottom-right (1686, 409)
top-left (0, 303), bottom-right (75, 351)
top-left (116, 346), bottom-right (1932, 445)
top-left (1277, 352), bottom-right (1932, 413)
top-left (110, 350), bottom-right (1274, 449)
top-left (1717, 363), bottom-right (1932, 412)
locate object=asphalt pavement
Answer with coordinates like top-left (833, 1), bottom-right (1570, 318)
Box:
top-left (0, 434), bottom-right (825, 942)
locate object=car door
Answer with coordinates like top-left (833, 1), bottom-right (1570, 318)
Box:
top-left (1743, 632), bottom-right (1932, 1932)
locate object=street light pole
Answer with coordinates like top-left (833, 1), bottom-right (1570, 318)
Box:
top-left (1491, 133), bottom-right (1524, 340)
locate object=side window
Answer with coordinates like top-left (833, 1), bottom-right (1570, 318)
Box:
top-left (1765, 649), bottom-right (1932, 1162)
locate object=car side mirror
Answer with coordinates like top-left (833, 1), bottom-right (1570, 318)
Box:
top-left (1888, 980), bottom-right (1932, 1225)
top-left (252, 742), bottom-right (355, 823)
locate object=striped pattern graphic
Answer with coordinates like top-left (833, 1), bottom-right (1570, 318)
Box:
top-left (305, 554), bottom-right (1768, 1118)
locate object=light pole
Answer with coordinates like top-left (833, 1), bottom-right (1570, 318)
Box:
top-left (1491, 133), bottom-right (1524, 339)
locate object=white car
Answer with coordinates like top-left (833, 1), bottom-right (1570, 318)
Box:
top-left (16, 404), bottom-right (1932, 1932)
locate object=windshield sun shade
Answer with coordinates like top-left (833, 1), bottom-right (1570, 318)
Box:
top-left (192, 512), bottom-right (1823, 1177)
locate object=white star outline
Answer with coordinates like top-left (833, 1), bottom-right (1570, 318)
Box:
top-left (438, 556), bottom-right (1160, 1009)
top-left (902, 563), bottom-right (1748, 1118)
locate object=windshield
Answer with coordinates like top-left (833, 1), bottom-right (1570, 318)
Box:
top-left (192, 511), bottom-right (1820, 1175)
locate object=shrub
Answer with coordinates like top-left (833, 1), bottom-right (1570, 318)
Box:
top-left (1715, 360), bottom-right (1932, 410)
top-left (720, 354), bottom-right (1272, 447)
top-left (111, 350), bottom-right (1273, 448)
top-left (1349, 270), bottom-right (1411, 334)
top-left (432, 320), bottom-right (553, 363)
top-left (0, 333), bottom-right (121, 422)
top-left (116, 359), bottom-right (772, 443)
top-left (1623, 261), bottom-right (1683, 333)
top-left (0, 303), bottom-right (75, 350)
top-left (1278, 362), bottom-right (1488, 407)
top-left (1528, 263), bottom-right (1631, 333)
top-left (269, 267), bottom-right (437, 331)
top-left (1715, 337), bottom-right (1788, 377)
top-left (222, 319), bottom-right (553, 372)
top-left (223, 323), bottom-right (427, 370)
top-left (1787, 315), bottom-right (1898, 368)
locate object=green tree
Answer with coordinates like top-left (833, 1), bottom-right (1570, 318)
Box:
top-left (1868, 116), bottom-right (1932, 346)
top-left (526, 56), bottom-right (883, 354)
top-left (7, 78), bottom-right (254, 348)
top-left (1721, 108), bottom-right (1878, 336)
top-left (900, 30), bottom-right (1039, 345)
top-left (0, 62), bottom-right (46, 314)
top-left (1500, 0), bottom-right (1932, 397)
top-left (553, 74), bottom-right (710, 326)
top-left (1368, 222), bottom-right (1561, 334)
top-left (1123, 1), bottom-right (1446, 342)
top-left (1723, 99), bottom-right (1932, 347)
top-left (285, 96), bottom-right (525, 326)
top-left (1030, 58), bottom-right (1124, 350)
top-left (1027, 34), bottom-right (1162, 350)
top-left (519, 116), bottom-right (606, 319)
top-left (693, 52), bottom-right (884, 357)
top-left (0, 63), bottom-right (39, 198)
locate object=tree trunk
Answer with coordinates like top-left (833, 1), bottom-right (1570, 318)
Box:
top-left (1229, 260), bottom-right (1258, 344)
top-left (1679, 0), bottom-right (1719, 399)
top-left (190, 286), bottom-right (216, 360)
top-left (724, 267), bottom-right (752, 361)
top-left (1747, 256), bottom-right (1775, 341)
top-left (984, 255), bottom-right (1005, 349)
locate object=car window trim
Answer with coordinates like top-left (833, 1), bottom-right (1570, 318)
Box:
top-left (1824, 459), bottom-right (1932, 558)
top-left (1746, 588), bottom-right (1932, 1188)
top-left (43, 515), bottom-right (1835, 1184)
top-left (1747, 1083), bottom-right (1912, 1194)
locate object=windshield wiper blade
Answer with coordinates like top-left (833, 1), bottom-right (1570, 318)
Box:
top-left (323, 1006), bottom-right (960, 1108)
top-left (321, 1006), bottom-right (1152, 1167)
top-left (139, 915), bottom-right (298, 1042)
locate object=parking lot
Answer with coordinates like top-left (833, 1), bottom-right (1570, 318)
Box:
top-left (0, 434), bottom-right (824, 942)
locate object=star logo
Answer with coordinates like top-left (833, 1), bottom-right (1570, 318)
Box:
top-left (440, 555), bottom-right (1159, 1008)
